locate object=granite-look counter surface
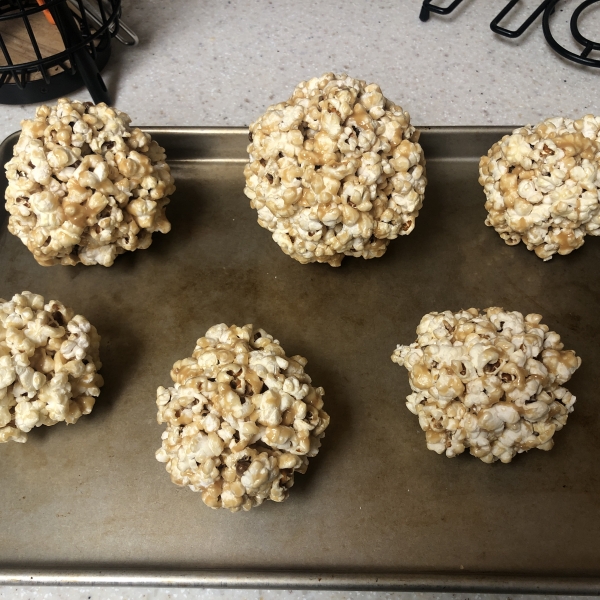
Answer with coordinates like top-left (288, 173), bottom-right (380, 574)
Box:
top-left (1, 0), bottom-right (599, 140)
top-left (1, 1), bottom-right (598, 599)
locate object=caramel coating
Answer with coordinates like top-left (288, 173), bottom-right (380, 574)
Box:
top-left (156, 324), bottom-right (329, 511)
top-left (4, 98), bottom-right (175, 266)
top-left (391, 308), bottom-right (581, 463)
top-left (244, 73), bottom-right (426, 266)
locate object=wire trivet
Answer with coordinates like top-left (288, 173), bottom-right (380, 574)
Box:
top-left (420, 0), bottom-right (600, 68)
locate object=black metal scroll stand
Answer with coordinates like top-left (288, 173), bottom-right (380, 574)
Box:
top-left (419, 0), bottom-right (600, 68)
top-left (419, 0), bottom-right (465, 21)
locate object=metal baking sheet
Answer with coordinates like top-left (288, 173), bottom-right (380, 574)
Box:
top-left (1, 127), bottom-right (599, 593)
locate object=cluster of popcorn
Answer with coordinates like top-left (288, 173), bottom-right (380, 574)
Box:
top-left (391, 308), bottom-right (581, 463)
top-left (244, 73), bottom-right (426, 267)
top-left (0, 292), bottom-right (103, 443)
top-left (4, 98), bottom-right (174, 267)
top-left (479, 116), bottom-right (600, 260)
top-left (155, 324), bottom-right (330, 511)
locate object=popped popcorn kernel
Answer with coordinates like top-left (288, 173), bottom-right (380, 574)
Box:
top-left (244, 73), bottom-right (427, 267)
top-left (391, 308), bottom-right (581, 463)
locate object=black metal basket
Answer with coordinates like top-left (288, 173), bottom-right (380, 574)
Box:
top-left (0, 0), bottom-right (121, 105)
top-left (420, 0), bottom-right (600, 68)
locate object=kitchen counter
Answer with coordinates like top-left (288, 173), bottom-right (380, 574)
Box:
top-left (1, 1), bottom-right (598, 599)
top-left (0, 589), bottom-right (595, 600)
top-left (1, 0), bottom-right (599, 140)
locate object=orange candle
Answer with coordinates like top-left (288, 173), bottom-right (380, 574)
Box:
top-left (36, 0), bottom-right (56, 26)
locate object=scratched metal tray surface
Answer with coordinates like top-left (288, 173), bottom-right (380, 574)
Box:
top-left (0, 127), bottom-right (599, 593)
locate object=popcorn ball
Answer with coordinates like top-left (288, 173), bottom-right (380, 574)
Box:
top-left (0, 291), bottom-right (103, 443)
top-left (391, 308), bottom-right (581, 463)
top-left (155, 324), bottom-right (330, 511)
top-left (479, 116), bottom-right (600, 260)
top-left (4, 98), bottom-right (175, 267)
top-left (244, 73), bottom-right (426, 267)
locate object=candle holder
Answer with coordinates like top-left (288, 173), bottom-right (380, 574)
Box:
top-left (0, 0), bottom-right (129, 105)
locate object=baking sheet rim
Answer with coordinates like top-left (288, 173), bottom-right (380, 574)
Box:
top-left (0, 568), bottom-right (599, 593)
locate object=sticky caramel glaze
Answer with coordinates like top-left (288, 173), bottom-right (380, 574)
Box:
top-left (411, 363), bottom-right (434, 390)
top-left (61, 200), bottom-right (98, 229)
top-left (170, 359), bottom-right (204, 385)
top-left (434, 368), bottom-right (465, 398)
top-left (552, 132), bottom-right (598, 160)
top-left (555, 228), bottom-right (578, 254)
top-left (348, 103), bottom-right (373, 130)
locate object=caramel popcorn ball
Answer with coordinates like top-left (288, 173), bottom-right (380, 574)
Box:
top-left (155, 324), bottom-right (330, 511)
top-left (244, 73), bottom-right (426, 267)
top-left (479, 116), bottom-right (600, 260)
top-left (0, 291), bottom-right (103, 443)
top-left (391, 308), bottom-right (581, 463)
top-left (4, 98), bottom-right (175, 267)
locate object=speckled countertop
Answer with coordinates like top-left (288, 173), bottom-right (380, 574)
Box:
top-left (1, 0), bottom-right (600, 139)
top-left (1, 1), bottom-right (599, 599)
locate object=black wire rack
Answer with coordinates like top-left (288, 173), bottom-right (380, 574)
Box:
top-left (419, 0), bottom-right (600, 68)
top-left (0, 0), bottom-right (122, 105)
